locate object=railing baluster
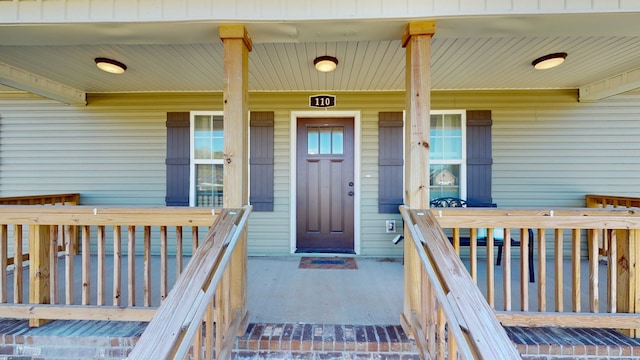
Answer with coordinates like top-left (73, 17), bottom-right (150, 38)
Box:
top-left (470, 228), bottom-right (477, 283)
top-left (503, 228), bottom-right (512, 311)
top-left (160, 226), bottom-right (168, 301)
top-left (113, 225), bottom-right (121, 306)
top-left (436, 304), bottom-right (446, 359)
top-left (555, 229), bottom-right (563, 312)
top-left (192, 226), bottom-right (199, 252)
top-left (608, 229), bottom-right (617, 313)
top-left (520, 228), bottom-right (529, 312)
top-left (97, 225), bottom-right (106, 306)
top-left (14, 225), bottom-right (22, 304)
top-left (487, 228), bottom-right (495, 308)
top-left (193, 320), bottom-right (202, 360)
top-left (537, 228), bottom-right (546, 312)
top-left (65, 225), bottom-right (74, 305)
top-left (571, 229), bottom-right (581, 312)
top-left (0, 225), bottom-right (7, 303)
top-left (176, 226), bottom-right (183, 278)
top-left (144, 226), bottom-right (151, 307)
top-left (81, 225), bottom-right (91, 305)
top-left (452, 227), bottom-right (460, 255)
top-left (128, 226), bottom-right (136, 307)
top-left (49, 226), bottom-right (59, 304)
top-left (205, 300), bottom-right (215, 359)
top-left (589, 229), bottom-right (600, 312)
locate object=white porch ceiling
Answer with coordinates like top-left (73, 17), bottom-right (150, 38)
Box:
top-left (2, 13), bottom-right (640, 104)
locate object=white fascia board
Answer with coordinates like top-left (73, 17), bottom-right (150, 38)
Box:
top-left (579, 66), bottom-right (640, 102)
top-left (0, 62), bottom-right (86, 106)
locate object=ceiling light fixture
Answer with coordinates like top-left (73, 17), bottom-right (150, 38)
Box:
top-left (314, 56), bottom-right (338, 72)
top-left (531, 52), bottom-right (567, 70)
top-left (94, 57), bottom-right (127, 74)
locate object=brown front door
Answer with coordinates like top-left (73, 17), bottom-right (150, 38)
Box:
top-left (296, 118), bottom-right (355, 253)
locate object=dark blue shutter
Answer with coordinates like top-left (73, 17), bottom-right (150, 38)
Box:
top-left (378, 112), bottom-right (404, 213)
top-left (165, 112), bottom-right (190, 206)
top-left (466, 110), bottom-right (493, 206)
top-left (250, 112), bottom-right (275, 211)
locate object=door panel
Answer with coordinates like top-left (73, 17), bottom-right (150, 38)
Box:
top-left (296, 118), bottom-right (354, 252)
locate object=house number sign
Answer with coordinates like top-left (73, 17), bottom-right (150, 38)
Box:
top-left (309, 94), bottom-right (336, 108)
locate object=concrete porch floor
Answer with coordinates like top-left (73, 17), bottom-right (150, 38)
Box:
top-left (246, 256), bottom-right (404, 325)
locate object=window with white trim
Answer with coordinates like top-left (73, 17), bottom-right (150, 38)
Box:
top-left (429, 111), bottom-right (466, 200)
top-left (190, 111), bottom-right (224, 207)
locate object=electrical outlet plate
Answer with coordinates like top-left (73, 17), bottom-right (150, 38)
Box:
top-left (386, 220), bottom-right (396, 233)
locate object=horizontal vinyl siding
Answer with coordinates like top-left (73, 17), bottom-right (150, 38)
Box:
top-left (0, 93), bottom-right (225, 206)
top-left (2, 90), bottom-right (640, 258)
top-left (430, 89), bottom-right (640, 208)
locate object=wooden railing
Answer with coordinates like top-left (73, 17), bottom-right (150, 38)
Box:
top-left (0, 205), bottom-right (227, 327)
top-left (586, 194), bottom-right (640, 258)
top-left (427, 207), bottom-right (640, 338)
top-left (0, 193), bottom-right (80, 206)
top-left (0, 193), bottom-right (81, 264)
top-left (400, 206), bottom-right (521, 359)
top-left (128, 206), bottom-right (251, 360)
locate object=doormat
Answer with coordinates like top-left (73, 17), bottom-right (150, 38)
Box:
top-left (298, 257), bottom-right (358, 270)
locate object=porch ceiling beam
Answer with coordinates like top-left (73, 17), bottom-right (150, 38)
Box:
top-left (0, 61), bottom-right (86, 106)
top-left (579, 66), bottom-right (640, 102)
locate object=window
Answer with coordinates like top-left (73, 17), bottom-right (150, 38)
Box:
top-left (429, 111), bottom-right (466, 201)
top-left (190, 112), bottom-right (224, 207)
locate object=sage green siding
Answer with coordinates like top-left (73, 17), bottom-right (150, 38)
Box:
top-left (1, 90), bottom-right (640, 257)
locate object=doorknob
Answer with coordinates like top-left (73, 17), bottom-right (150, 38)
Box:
top-left (348, 182), bottom-right (354, 187)
top-left (348, 191), bottom-right (354, 196)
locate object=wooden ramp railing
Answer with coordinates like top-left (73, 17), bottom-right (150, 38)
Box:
top-left (0, 193), bottom-right (80, 206)
top-left (400, 206), bottom-right (521, 359)
top-left (127, 205), bottom-right (252, 360)
top-left (586, 194), bottom-right (640, 258)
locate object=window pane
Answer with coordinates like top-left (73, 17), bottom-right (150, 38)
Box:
top-left (194, 115), bottom-right (224, 160)
top-left (195, 164), bottom-right (223, 207)
top-left (429, 164), bottom-right (461, 200)
top-left (319, 128), bottom-right (331, 154)
top-left (332, 127), bottom-right (343, 154)
top-left (430, 113), bottom-right (462, 161)
top-left (308, 128), bottom-right (319, 155)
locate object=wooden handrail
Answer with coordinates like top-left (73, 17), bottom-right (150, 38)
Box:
top-left (400, 206), bottom-right (521, 359)
top-left (585, 194), bottom-right (640, 258)
top-left (127, 205), bottom-right (252, 359)
top-left (0, 193), bottom-right (80, 205)
top-left (586, 194), bottom-right (640, 209)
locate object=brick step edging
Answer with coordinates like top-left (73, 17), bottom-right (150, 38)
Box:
top-left (235, 323), bottom-right (418, 354)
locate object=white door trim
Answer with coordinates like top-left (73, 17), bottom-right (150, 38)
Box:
top-left (290, 110), bottom-right (361, 254)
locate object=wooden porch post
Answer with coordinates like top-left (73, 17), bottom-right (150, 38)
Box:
top-left (400, 21), bottom-right (435, 336)
top-left (219, 24), bottom-right (251, 334)
top-left (617, 228), bottom-right (640, 337)
top-left (29, 224), bottom-right (51, 327)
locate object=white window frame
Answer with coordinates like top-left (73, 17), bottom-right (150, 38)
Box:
top-left (189, 111), bottom-right (224, 207)
top-left (429, 110), bottom-right (467, 200)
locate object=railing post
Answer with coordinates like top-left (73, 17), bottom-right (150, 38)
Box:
top-left (28, 224), bottom-right (51, 327)
top-left (616, 228), bottom-right (640, 337)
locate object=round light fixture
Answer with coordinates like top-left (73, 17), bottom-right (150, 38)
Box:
top-left (531, 52), bottom-right (567, 70)
top-left (95, 57), bottom-right (127, 74)
top-left (314, 56), bottom-right (338, 72)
